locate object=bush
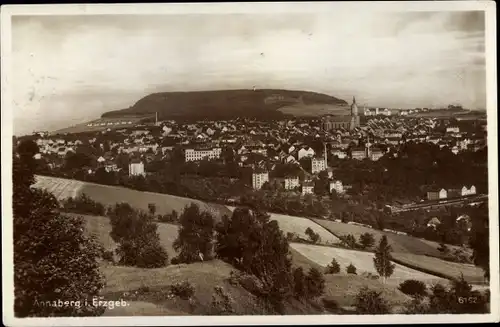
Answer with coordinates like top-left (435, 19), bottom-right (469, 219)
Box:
top-left (135, 243), bottom-right (169, 268)
top-left (102, 250), bottom-right (115, 263)
top-left (398, 279), bottom-right (427, 298)
top-left (346, 263), bottom-right (357, 275)
top-left (210, 286), bottom-right (235, 315)
top-left (355, 287), bottom-right (391, 314)
top-left (322, 298), bottom-right (340, 312)
top-left (403, 297), bottom-right (430, 314)
top-left (359, 232), bottom-right (375, 249)
top-left (325, 258), bottom-right (341, 274)
top-left (305, 227), bottom-right (320, 244)
top-left (292, 267), bottom-right (307, 298)
top-left (340, 234), bottom-right (358, 249)
top-left (170, 281), bottom-right (195, 300)
top-left (171, 257), bottom-right (180, 265)
top-left (61, 193), bottom-right (105, 216)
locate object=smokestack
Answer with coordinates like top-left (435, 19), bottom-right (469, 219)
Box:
top-left (324, 142), bottom-right (327, 168)
top-left (155, 112), bottom-right (158, 125)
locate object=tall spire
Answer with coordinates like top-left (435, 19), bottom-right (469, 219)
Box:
top-left (353, 96), bottom-right (356, 104)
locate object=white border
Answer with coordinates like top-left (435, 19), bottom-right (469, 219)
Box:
top-left (1, 2), bottom-right (498, 326)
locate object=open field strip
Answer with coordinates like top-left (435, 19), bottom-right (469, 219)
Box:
top-left (226, 206), bottom-right (341, 245)
top-left (33, 175), bottom-right (232, 220)
top-left (290, 243), bottom-right (446, 287)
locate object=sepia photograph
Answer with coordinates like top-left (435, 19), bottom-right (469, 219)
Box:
top-left (1, 2), bottom-right (498, 326)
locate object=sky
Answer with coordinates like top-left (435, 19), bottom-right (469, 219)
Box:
top-left (11, 10), bottom-right (486, 135)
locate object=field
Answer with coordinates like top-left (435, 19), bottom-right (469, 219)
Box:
top-left (78, 213), bottom-right (409, 314)
top-left (226, 206), bottom-right (341, 245)
top-left (312, 218), bottom-right (469, 257)
top-left (290, 243), bottom-right (446, 288)
top-left (391, 252), bottom-right (485, 284)
top-left (33, 175), bottom-right (232, 220)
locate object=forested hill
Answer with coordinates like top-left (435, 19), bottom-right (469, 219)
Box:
top-left (101, 89), bottom-right (348, 120)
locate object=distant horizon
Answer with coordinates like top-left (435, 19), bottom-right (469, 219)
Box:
top-left (11, 10), bottom-right (487, 135)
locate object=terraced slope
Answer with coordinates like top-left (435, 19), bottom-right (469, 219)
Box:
top-left (33, 175), bottom-right (232, 220)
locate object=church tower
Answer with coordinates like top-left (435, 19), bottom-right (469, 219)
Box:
top-left (349, 96), bottom-right (360, 130)
top-left (351, 96), bottom-right (358, 116)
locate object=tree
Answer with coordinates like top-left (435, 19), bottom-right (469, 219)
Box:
top-left (214, 207), bottom-right (293, 309)
top-left (148, 203), bottom-right (157, 217)
top-left (340, 234), bottom-right (358, 249)
top-left (469, 203), bottom-right (490, 281)
top-left (107, 203), bottom-right (168, 268)
top-left (173, 203), bottom-right (215, 263)
top-left (305, 227), bottom-right (320, 244)
top-left (305, 268), bottom-right (325, 298)
top-left (359, 232), bottom-right (375, 249)
top-left (373, 235), bottom-right (395, 283)
top-left (325, 258), bottom-right (341, 274)
top-left (355, 287), bottom-right (390, 314)
top-left (346, 263), bottom-right (357, 275)
top-left (292, 267), bottom-right (307, 298)
top-left (13, 142), bottom-right (105, 317)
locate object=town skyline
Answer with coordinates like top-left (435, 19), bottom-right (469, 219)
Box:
top-left (11, 10), bottom-right (487, 135)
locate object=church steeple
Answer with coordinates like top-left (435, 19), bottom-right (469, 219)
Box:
top-left (353, 96), bottom-right (356, 104)
top-left (351, 96), bottom-right (358, 116)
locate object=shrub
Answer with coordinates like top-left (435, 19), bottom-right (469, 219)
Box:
top-left (61, 193), bottom-right (105, 216)
top-left (305, 267), bottom-right (325, 298)
top-left (305, 227), bottom-right (320, 244)
top-left (171, 257), bottom-right (180, 265)
top-left (355, 287), bottom-right (391, 314)
top-left (398, 279), bottom-right (427, 298)
top-left (322, 298), bottom-right (340, 312)
top-left (171, 281), bottom-right (195, 300)
top-left (346, 263), bottom-right (357, 275)
top-left (292, 267), bottom-right (307, 298)
top-left (403, 297), bottom-right (430, 314)
top-left (325, 258), bottom-right (341, 274)
top-left (210, 286), bottom-right (235, 315)
top-left (135, 243), bottom-right (169, 268)
top-left (102, 250), bottom-right (115, 263)
top-left (359, 232), bottom-right (375, 249)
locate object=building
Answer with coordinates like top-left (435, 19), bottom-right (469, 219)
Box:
top-left (461, 185), bottom-right (477, 196)
top-left (427, 188), bottom-right (448, 201)
top-left (302, 182), bottom-right (314, 195)
top-left (329, 180), bottom-right (344, 194)
top-left (298, 147), bottom-right (315, 160)
top-left (369, 148), bottom-right (384, 161)
top-left (311, 157), bottom-right (326, 174)
top-left (184, 147), bottom-right (222, 162)
top-left (284, 176), bottom-right (300, 190)
top-left (321, 96), bottom-right (361, 131)
top-left (252, 171), bottom-right (269, 190)
top-left (351, 147), bottom-right (367, 160)
top-left (129, 160), bottom-right (145, 176)
top-left (446, 126), bottom-right (460, 134)
top-left (427, 217), bottom-right (441, 229)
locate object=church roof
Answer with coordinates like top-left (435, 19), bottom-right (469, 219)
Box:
top-left (321, 115), bottom-right (352, 122)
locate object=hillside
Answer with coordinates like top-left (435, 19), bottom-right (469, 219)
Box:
top-left (101, 89), bottom-right (348, 120)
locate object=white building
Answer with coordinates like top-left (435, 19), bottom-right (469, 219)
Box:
top-left (329, 180), bottom-right (345, 194)
top-left (284, 176), bottom-right (300, 190)
top-left (302, 182), bottom-right (314, 195)
top-left (311, 157), bottom-right (326, 174)
top-left (461, 185), bottom-right (477, 196)
top-left (129, 161), bottom-right (145, 177)
top-left (298, 147), bottom-right (315, 160)
top-left (184, 147), bottom-right (222, 162)
top-left (252, 172), bottom-right (269, 190)
top-left (446, 126), bottom-right (460, 134)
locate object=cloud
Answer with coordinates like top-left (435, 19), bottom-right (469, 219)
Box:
top-left (11, 11), bottom-right (486, 135)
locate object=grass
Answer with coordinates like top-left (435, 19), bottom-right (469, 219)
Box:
top-left (34, 175), bottom-right (232, 220)
top-left (226, 206), bottom-right (341, 245)
top-left (289, 243), bottom-right (447, 288)
top-left (391, 252), bottom-right (485, 285)
top-left (312, 218), bottom-right (468, 257)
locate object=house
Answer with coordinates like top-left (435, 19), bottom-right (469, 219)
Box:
top-left (329, 180), bottom-right (344, 194)
top-left (311, 157), bottom-right (326, 174)
top-left (427, 188), bottom-right (447, 201)
top-left (105, 163), bottom-right (119, 173)
top-left (446, 126), bottom-right (460, 134)
top-left (284, 155), bottom-right (296, 164)
top-left (427, 217), bottom-right (441, 229)
top-left (252, 171), bottom-right (269, 190)
top-left (284, 176), bottom-right (300, 190)
top-left (301, 182), bottom-right (314, 195)
top-left (369, 148), bottom-right (384, 161)
top-left (298, 147), bottom-right (315, 160)
top-left (461, 185), bottom-right (477, 196)
top-left (331, 148), bottom-right (347, 159)
top-left (350, 147), bottom-right (367, 160)
top-left (129, 160), bottom-right (145, 177)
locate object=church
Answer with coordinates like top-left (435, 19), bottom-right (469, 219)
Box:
top-left (321, 96), bottom-right (361, 131)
